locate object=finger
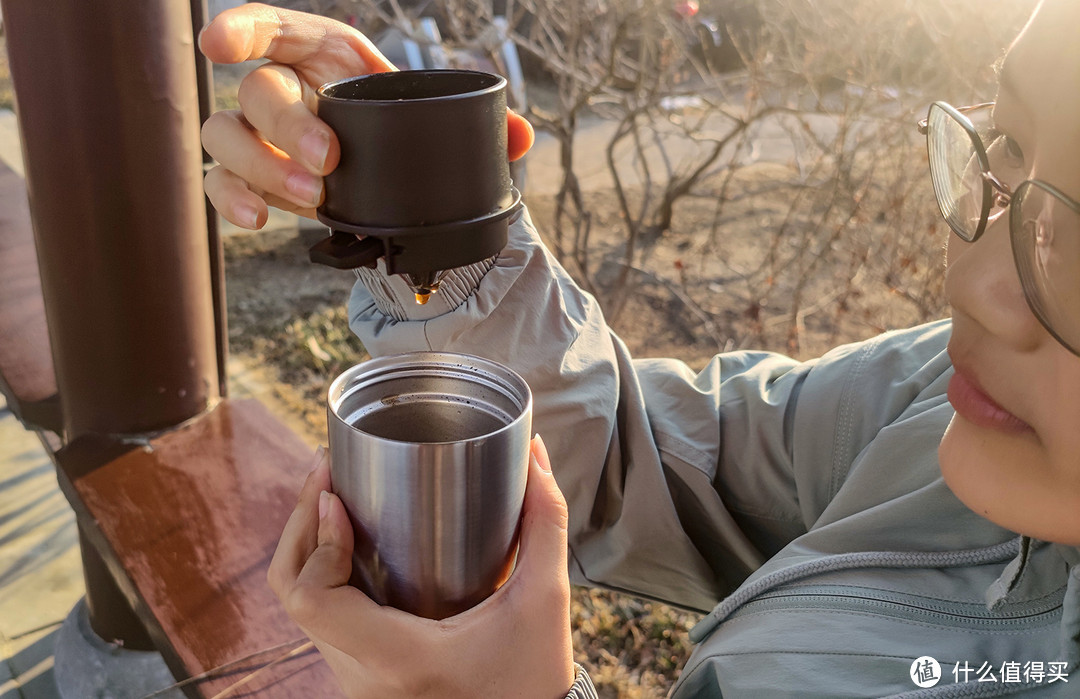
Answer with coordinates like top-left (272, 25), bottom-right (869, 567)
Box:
top-left (199, 4), bottom-right (394, 80)
top-left (202, 109), bottom-right (324, 210)
top-left (296, 491), bottom-right (355, 590)
top-left (289, 490), bottom-right (378, 629)
top-left (204, 161), bottom-right (316, 220)
top-left (204, 165), bottom-right (268, 230)
top-left (262, 192), bottom-right (318, 221)
top-left (268, 447), bottom-right (330, 596)
top-left (510, 435), bottom-right (569, 587)
top-left (237, 63), bottom-right (340, 175)
top-left (285, 493), bottom-right (440, 662)
top-left (507, 110), bottom-right (535, 163)
top-left (533, 433), bottom-right (552, 472)
top-left (204, 153), bottom-right (317, 224)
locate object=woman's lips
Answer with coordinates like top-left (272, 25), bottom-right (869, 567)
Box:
top-left (947, 369), bottom-right (1033, 433)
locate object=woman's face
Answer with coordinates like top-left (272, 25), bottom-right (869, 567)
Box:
top-left (939, 0), bottom-right (1080, 545)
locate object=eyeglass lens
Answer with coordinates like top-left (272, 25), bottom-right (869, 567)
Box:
top-left (926, 104), bottom-right (987, 242)
top-left (1011, 181), bottom-right (1080, 354)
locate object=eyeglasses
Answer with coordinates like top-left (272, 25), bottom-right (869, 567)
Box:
top-left (919, 101), bottom-right (1080, 357)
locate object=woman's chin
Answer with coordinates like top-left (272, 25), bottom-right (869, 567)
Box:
top-left (939, 415), bottom-right (1080, 546)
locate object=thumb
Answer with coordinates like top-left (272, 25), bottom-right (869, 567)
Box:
top-left (514, 435), bottom-right (569, 581)
top-left (284, 492), bottom-right (396, 657)
top-left (296, 491), bottom-right (355, 590)
top-left (507, 110), bottom-right (535, 162)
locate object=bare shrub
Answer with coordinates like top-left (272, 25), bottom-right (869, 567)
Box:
top-left (309, 0), bottom-right (1032, 356)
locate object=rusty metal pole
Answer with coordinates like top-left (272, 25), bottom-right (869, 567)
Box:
top-left (2, 0), bottom-right (220, 646)
top-left (190, 0), bottom-right (231, 400)
top-left (77, 530), bottom-right (157, 650)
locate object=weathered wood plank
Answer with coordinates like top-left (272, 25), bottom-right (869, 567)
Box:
top-left (57, 398), bottom-right (343, 698)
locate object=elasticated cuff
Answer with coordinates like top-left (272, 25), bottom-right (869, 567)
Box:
top-left (566, 663), bottom-right (599, 699)
top-left (354, 255), bottom-right (498, 322)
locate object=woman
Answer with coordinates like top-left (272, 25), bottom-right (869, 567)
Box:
top-left (200, 1), bottom-right (1080, 695)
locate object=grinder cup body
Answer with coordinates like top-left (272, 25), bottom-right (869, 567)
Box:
top-left (326, 352), bottom-right (532, 619)
top-left (312, 70), bottom-right (520, 301)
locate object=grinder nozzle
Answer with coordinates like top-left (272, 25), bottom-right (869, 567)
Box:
top-left (405, 271), bottom-right (446, 306)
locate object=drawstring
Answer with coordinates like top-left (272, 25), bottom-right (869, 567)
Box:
top-left (689, 539), bottom-right (1021, 643)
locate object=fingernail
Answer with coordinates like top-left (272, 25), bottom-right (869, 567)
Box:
top-left (318, 490), bottom-right (330, 520)
top-left (532, 434), bottom-right (551, 473)
top-left (233, 202), bottom-right (260, 229)
top-left (286, 172), bottom-right (323, 206)
top-left (299, 130), bottom-right (330, 172)
top-left (310, 445), bottom-right (326, 472)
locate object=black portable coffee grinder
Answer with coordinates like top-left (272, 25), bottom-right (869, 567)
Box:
top-left (309, 70), bottom-right (521, 304)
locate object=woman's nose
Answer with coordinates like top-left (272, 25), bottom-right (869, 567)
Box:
top-left (945, 214), bottom-right (1045, 352)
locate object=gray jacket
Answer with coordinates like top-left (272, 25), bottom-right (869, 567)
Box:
top-left (347, 208), bottom-right (1080, 697)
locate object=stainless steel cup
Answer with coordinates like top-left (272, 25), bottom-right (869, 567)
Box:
top-left (326, 351), bottom-right (532, 619)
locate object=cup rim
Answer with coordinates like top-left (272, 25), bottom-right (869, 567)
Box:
top-left (317, 69), bottom-right (508, 105)
top-left (327, 351), bottom-right (532, 446)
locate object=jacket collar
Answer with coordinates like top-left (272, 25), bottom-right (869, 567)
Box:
top-left (988, 539), bottom-right (1080, 670)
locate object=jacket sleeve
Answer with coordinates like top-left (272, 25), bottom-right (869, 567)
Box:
top-left (348, 206), bottom-right (813, 613)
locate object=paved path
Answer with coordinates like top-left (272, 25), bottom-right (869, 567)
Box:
top-left (0, 396), bottom-right (79, 699)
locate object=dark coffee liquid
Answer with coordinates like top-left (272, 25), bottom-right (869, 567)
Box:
top-left (351, 398), bottom-right (509, 443)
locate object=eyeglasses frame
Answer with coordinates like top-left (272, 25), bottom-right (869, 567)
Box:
top-left (918, 100), bottom-right (1080, 355)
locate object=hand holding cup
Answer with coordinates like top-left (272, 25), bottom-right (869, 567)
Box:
top-left (199, 3), bottom-right (534, 230)
top-left (267, 437), bottom-right (576, 698)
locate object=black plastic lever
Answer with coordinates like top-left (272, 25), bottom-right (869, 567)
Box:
top-left (308, 231), bottom-right (384, 270)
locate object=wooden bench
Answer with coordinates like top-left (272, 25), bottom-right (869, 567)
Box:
top-left (0, 159), bottom-right (343, 697)
top-left (56, 400), bottom-right (341, 696)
